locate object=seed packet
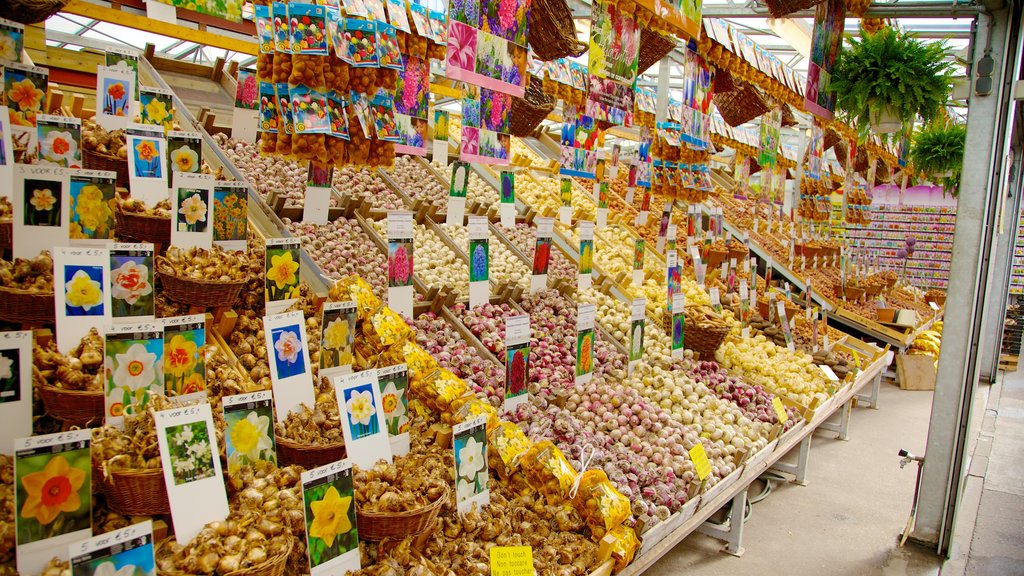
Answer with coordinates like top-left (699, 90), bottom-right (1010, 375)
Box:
top-left (290, 86), bottom-right (331, 134)
top-left (275, 83), bottom-right (295, 134)
top-left (327, 91), bottom-right (351, 139)
top-left (289, 3), bottom-right (328, 55)
top-left (348, 90), bottom-right (373, 138)
top-left (343, 20), bottom-right (378, 67)
top-left (259, 82), bottom-right (279, 133)
top-left (363, 0), bottom-right (388, 23)
top-left (409, 3), bottom-right (432, 39)
top-left (376, 21), bottom-right (404, 70)
top-left (428, 9), bottom-right (447, 44)
top-left (370, 89), bottom-right (401, 142)
top-left (385, 0), bottom-right (411, 33)
top-left (256, 4), bottom-right (275, 53)
top-left (273, 3), bottom-right (290, 53)
top-left (341, 0), bottom-right (369, 17)
top-left (327, 8), bottom-right (345, 57)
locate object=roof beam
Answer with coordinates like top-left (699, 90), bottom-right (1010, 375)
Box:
top-left (702, 1), bottom-right (980, 18)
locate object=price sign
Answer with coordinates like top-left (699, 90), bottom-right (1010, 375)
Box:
top-left (689, 443), bottom-right (712, 481)
top-left (772, 397), bottom-right (788, 423)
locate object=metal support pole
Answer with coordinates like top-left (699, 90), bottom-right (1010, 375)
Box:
top-left (911, 6), bottom-right (1021, 554)
top-left (769, 434), bottom-right (811, 485)
top-left (856, 370), bottom-right (883, 409)
top-left (696, 487), bottom-right (748, 556)
top-left (655, 59), bottom-right (671, 125)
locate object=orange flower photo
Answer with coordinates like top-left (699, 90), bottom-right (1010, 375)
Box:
top-left (15, 445), bottom-right (91, 544)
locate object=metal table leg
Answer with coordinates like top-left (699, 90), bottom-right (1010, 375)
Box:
top-left (818, 400), bottom-right (853, 441)
top-left (769, 434), bottom-right (811, 486)
top-left (696, 486), bottom-right (748, 556)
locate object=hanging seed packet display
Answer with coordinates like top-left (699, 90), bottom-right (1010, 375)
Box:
top-left (15, 429), bottom-right (92, 575)
top-left (446, 0), bottom-right (530, 97)
top-left (461, 84), bottom-right (512, 164)
top-left (394, 55), bottom-right (429, 155)
top-left (588, 2), bottom-right (640, 85)
top-left (804, 0), bottom-right (846, 120)
top-left (559, 109), bottom-right (599, 179)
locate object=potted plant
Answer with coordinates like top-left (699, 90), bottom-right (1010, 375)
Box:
top-left (911, 121), bottom-right (966, 196)
top-left (829, 27), bottom-right (956, 136)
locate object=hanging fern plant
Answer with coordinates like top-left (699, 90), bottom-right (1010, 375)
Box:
top-left (828, 27), bottom-right (956, 138)
top-left (911, 121), bottom-right (966, 196)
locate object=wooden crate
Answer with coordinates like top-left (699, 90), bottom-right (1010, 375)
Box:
top-left (1000, 354), bottom-right (1019, 372)
top-left (897, 354), bottom-right (937, 391)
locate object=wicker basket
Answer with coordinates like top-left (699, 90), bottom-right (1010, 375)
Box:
top-left (39, 385), bottom-right (104, 427)
top-left (833, 283), bottom-right (865, 301)
top-left (684, 324), bottom-right (730, 361)
top-left (714, 69), bottom-right (736, 94)
top-left (156, 537), bottom-right (292, 576)
top-left (356, 484), bottom-right (449, 541)
top-left (0, 220), bottom-right (11, 253)
top-left (115, 206), bottom-right (171, 248)
top-left (765, 0), bottom-right (826, 18)
top-left (780, 104), bottom-right (797, 127)
top-left (713, 82), bottom-right (771, 127)
top-left (83, 149), bottom-right (130, 188)
top-left (823, 128), bottom-right (842, 152)
top-left (101, 467), bottom-right (171, 516)
top-left (510, 74), bottom-right (555, 138)
top-left (528, 0), bottom-right (586, 61)
top-left (0, 286), bottom-right (54, 325)
top-left (275, 435), bottom-right (346, 469)
top-left (0, 0), bottom-right (70, 23)
top-left (156, 267), bottom-right (246, 309)
top-left (637, 28), bottom-right (678, 75)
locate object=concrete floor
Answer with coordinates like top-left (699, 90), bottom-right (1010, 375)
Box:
top-left (650, 379), bottom-right (944, 576)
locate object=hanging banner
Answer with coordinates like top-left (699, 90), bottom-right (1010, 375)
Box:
top-left (387, 211), bottom-right (415, 319)
top-left (759, 108), bottom-right (781, 169)
top-left (503, 315), bottom-right (530, 413)
top-left (588, 1), bottom-right (640, 86)
top-left (395, 55), bottom-right (430, 156)
top-left (650, 0), bottom-right (702, 40)
top-left (445, 0), bottom-right (530, 97)
top-left (531, 216), bottom-right (553, 293)
top-left (576, 303), bottom-right (596, 385)
top-left (461, 84), bottom-right (512, 164)
top-left (804, 0), bottom-right (846, 120)
top-left (468, 215), bottom-right (490, 308)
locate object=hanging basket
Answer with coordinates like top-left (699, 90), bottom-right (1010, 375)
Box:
top-left (713, 82), bottom-right (771, 127)
top-left (0, 0), bottom-right (70, 24)
top-left (713, 69), bottom-right (736, 93)
top-left (780, 104), bottom-right (798, 127)
top-left (510, 74), bottom-right (556, 137)
top-left (637, 28), bottom-right (678, 75)
top-left (528, 0), bottom-right (587, 61)
top-left (870, 105), bottom-right (902, 134)
top-left (764, 0), bottom-right (826, 18)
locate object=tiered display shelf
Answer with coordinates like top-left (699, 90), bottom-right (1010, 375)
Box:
top-left (845, 205), bottom-right (956, 290)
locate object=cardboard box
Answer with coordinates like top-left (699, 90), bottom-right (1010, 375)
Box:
top-left (897, 353), bottom-right (936, 390)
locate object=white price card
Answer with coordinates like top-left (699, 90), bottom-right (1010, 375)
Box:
top-left (628, 298), bottom-right (646, 375)
top-left (656, 202), bottom-right (672, 252)
top-left (69, 520), bottom-right (155, 576)
top-left (14, 165), bottom-right (71, 259)
top-left (320, 301), bottom-right (357, 379)
top-left (334, 368), bottom-right (392, 470)
top-left (453, 416), bottom-right (490, 515)
top-left (301, 460), bottom-right (360, 576)
top-left (264, 310), bottom-right (316, 422)
top-left (531, 217), bottom-right (554, 293)
top-left (104, 322), bottom-right (163, 428)
top-left (671, 293), bottom-right (685, 360)
top-left (95, 65), bottom-right (135, 132)
top-left (223, 391), bottom-right (278, 473)
top-left (0, 331), bottom-right (32, 448)
top-left (265, 237), bottom-right (302, 315)
top-left (170, 172), bottom-right (215, 250)
top-left (126, 124), bottom-right (168, 208)
top-left (15, 429), bottom-right (92, 575)
top-left (503, 315), bottom-right (531, 413)
top-left (575, 304), bottom-right (596, 385)
top-left (387, 211), bottom-right (415, 319)
top-left (302, 162), bottom-right (332, 225)
top-left (54, 247), bottom-right (111, 354)
top-left (468, 216), bottom-right (490, 309)
top-left (578, 220), bottom-right (594, 291)
top-left (709, 286), bottom-right (721, 314)
top-left (376, 364), bottom-right (411, 456)
top-left (155, 403), bottom-right (229, 544)
top-left (633, 238), bottom-right (645, 286)
top-left (819, 364), bottom-right (841, 382)
top-left (108, 243), bottom-right (155, 323)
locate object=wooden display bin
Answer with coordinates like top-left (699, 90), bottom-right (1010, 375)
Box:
top-left (897, 354), bottom-right (937, 391)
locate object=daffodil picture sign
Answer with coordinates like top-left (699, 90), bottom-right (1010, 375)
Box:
top-left (377, 363), bottom-right (411, 456)
top-left (105, 46), bottom-right (141, 108)
top-left (223, 391), bottom-right (278, 475)
top-left (126, 124), bottom-right (168, 207)
top-left (154, 403), bottom-right (230, 545)
top-left (578, 220), bottom-right (594, 291)
top-left (69, 170), bottom-right (117, 244)
top-left (301, 460), bottom-right (360, 576)
top-left (108, 243), bottom-right (156, 322)
top-left (54, 247), bottom-right (111, 355)
top-left (0, 18), bottom-right (24, 65)
top-left (171, 172), bottom-right (215, 251)
top-left (387, 211), bottom-right (415, 319)
top-left (14, 429), bottom-right (92, 575)
top-left (333, 369), bottom-right (392, 470)
top-left (13, 165), bottom-right (70, 259)
top-left (265, 237), bottom-right (302, 315)
top-left (162, 314), bottom-right (206, 401)
top-left (213, 182), bottom-right (249, 252)
top-left (167, 131), bottom-right (202, 175)
top-left (0, 330), bottom-right (32, 443)
top-left (264, 310), bottom-right (316, 423)
top-left (576, 303), bottom-right (596, 385)
top-left (95, 65), bottom-right (135, 132)
top-left (320, 301), bottom-right (356, 377)
top-left (139, 87), bottom-right (174, 133)
top-left (35, 114), bottom-right (82, 168)
top-left (453, 416), bottom-right (489, 515)
top-left (69, 520), bottom-right (155, 576)
top-left (103, 323), bottom-right (163, 428)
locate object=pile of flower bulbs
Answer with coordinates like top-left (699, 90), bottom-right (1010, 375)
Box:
top-left (283, 217), bottom-right (386, 293)
top-left (690, 360), bottom-right (798, 428)
top-left (576, 288), bottom-right (680, 369)
top-left (0, 250), bottom-right (53, 292)
top-left (411, 311), bottom-right (504, 408)
top-left (33, 328), bottom-right (104, 392)
top-left (592, 224), bottom-right (663, 280)
top-left (371, 219), bottom-right (468, 298)
top-left (440, 224), bottom-right (530, 290)
top-left (716, 334), bottom-right (832, 407)
top-left (0, 455), bottom-right (11, 566)
top-left (504, 223), bottom-right (577, 283)
top-left (274, 376), bottom-right (342, 446)
top-left (157, 246), bottom-right (250, 283)
top-left (214, 135), bottom-right (338, 208)
top-left (388, 155), bottom-right (449, 215)
top-left (430, 160), bottom-right (499, 206)
top-left (334, 165), bottom-right (405, 212)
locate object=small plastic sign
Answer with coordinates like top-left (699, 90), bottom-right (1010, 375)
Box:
top-left (468, 216), bottom-right (490, 309)
top-left (490, 546), bottom-right (534, 576)
top-left (689, 443), bottom-right (712, 481)
top-left (576, 304), bottom-right (596, 385)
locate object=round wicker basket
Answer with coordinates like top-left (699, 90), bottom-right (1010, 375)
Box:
top-left (115, 206), bottom-right (171, 249)
top-left (101, 466), bottom-right (171, 516)
top-left (84, 149), bottom-right (130, 188)
top-left (156, 536), bottom-right (292, 576)
top-left (274, 434), bottom-right (346, 469)
top-left (356, 484), bottom-right (449, 541)
top-left (155, 256), bottom-right (246, 308)
top-left (38, 384), bottom-right (104, 428)
top-left (0, 286), bottom-right (54, 325)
